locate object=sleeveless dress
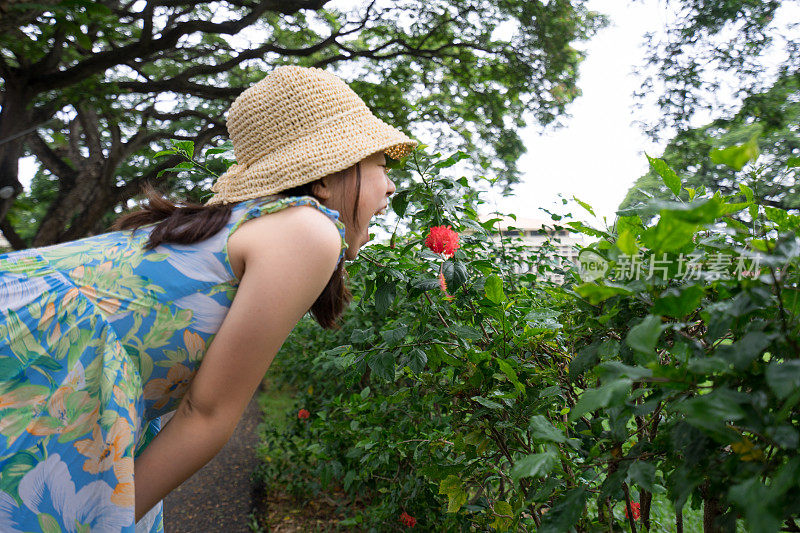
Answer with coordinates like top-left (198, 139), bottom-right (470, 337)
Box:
top-left (0, 195), bottom-right (346, 533)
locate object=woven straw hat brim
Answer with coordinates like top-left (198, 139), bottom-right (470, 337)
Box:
top-left (206, 107), bottom-right (416, 205)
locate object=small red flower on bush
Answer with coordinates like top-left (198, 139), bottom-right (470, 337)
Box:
top-left (624, 501), bottom-right (641, 520)
top-left (399, 511), bottom-right (416, 528)
top-left (425, 226), bottom-right (459, 257)
top-left (297, 409), bottom-right (310, 420)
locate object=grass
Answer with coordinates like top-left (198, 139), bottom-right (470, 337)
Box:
top-left (257, 378), bottom-right (297, 432)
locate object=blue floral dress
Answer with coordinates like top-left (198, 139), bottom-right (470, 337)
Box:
top-left (0, 196), bottom-right (346, 533)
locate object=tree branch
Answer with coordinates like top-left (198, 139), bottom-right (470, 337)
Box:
top-left (25, 132), bottom-right (76, 179)
top-left (75, 105), bottom-right (104, 164)
top-left (114, 80), bottom-right (244, 98)
top-left (0, 217), bottom-right (29, 250)
top-left (28, 1), bottom-right (276, 91)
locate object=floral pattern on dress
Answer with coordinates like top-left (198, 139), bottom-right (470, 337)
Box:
top-left (0, 196), bottom-right (346, 532)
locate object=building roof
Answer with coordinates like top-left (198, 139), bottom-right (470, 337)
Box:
top-left (479, 214), bottom-right (578, 233)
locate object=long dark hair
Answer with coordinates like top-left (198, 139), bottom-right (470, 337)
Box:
top-left (113, 166), bottom-right (362, 329)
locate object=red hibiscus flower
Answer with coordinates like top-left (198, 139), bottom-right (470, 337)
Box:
top-left (297, 409), bottom-right (310, 420)
top-left (399, 511), bottom-right (416, 528)
top-left (425, 226), bottom-right (460, 257)
top-left (624, 501), bottom-right (641, 520)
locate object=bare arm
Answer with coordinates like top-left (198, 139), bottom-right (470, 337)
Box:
top-left (133, 206), bottom-right (342, 521)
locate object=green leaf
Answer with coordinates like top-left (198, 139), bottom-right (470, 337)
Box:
top-left (677, 388), bottom-right (746, 433)
top-left (409, 277), bottom-right (441, 294)
top-left (380, 325), bottom-right (407, 347)
top-left (642, 198), bottom-right (728, 252)
top-left (438, 475), bottom-right (468, 513)
top-left (528, 415), bottom-right (566, 443)
top-left (647, 154), bottom-right (681, 196)
top-left (0, 356), bottom-right (23, 378)
top-left (739, 183), bottom-right (754, 201)
top-left (718, 201), bottom-right (750, 216)
top-left (574, 282), bottom-right (633, 305)
top-left (715, 331), bottom-right (771, 371)
top-left (433, 151), bottom-right (469, 168)
top-left (350, 328), bottom-right (373, 345)
top-left (652, 285), bottom-right (704, 318)
top-left (490, 501), bottom-right (514, 532)
top-left (172, 140), bottom-right (195, 158)
top-left (407, 348), bottom-right (427, 373)
top-left (572, 196), bottom-right (595, 216)
top-left (765, 206), bottom-right (789, 229)
top-left (510, 452), bottom-right (558, 483)
top-left (728, 478), bottom-right (782, 533)
top-left (204, 147), bottom-right (231, 156)
top-left (538, 487), bottom-right (588, 533)
top-left (374, 282), bottom-right (395, 315)
top-left (569, 379), bottom-right (630, 421)
top-left (525, 309), bottom-right (562, 334)
top-left (625, 315), bottom-right (668, 355)
top-left (787, 156), bottom-right (800, 168)
top-left (597, 361), bottom-right (653, 380)
top-left (569, 343), bottom-right (600, 378)
top-left (567, 220), bottom-right (608, 238)
top-left (0, 450), bottom-right (36, 497)
top-left (391, 191), bottom-right (410, 218)
top-left (497, 359), bottom-right (523, 392)
top-left (471, 396), bottom-right (503, 409)
top-left (709, 137), bottom-right (759, 170)
top-left (450, 324), bottom-right (483, 341)
top-left (766, 360), bottom-right (800, 399)
top-left (627, 461), bottom-right (657, 492)
top-left (484, 275), bottom-right (505, 304)
top-left (641, 216), bottom-right (698, 252)
top-left (616, 229), bottom-right (639, 255)
top-left (368, 350), bottom-right (395, 381)
top-left (442, 260), bottom-right (468, 293)
top-left (615, 215), bottom-right (644, 236)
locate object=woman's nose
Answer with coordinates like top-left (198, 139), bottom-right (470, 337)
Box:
top-left (386, 176), bottom-right (396, 196)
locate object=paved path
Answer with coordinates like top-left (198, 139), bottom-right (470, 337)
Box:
top-left (162, 397), bottom-right (262, 533)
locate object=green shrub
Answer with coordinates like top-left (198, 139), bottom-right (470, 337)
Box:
top-left (255, 145), bottom-right (799, 532)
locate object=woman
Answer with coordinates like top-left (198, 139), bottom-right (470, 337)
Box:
top-left (0, 65), bottom-right (416, 532)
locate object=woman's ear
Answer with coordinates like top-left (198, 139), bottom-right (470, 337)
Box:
top-left (311, 177), bottom-right (333, 200)
top-left (312, 168), bottom-right (351, 201)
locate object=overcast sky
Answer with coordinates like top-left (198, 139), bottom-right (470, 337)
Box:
top-left (482, 0), bottom-right (795, 227)
top-left (484, 0), bottom-right (672, 226)
top-left (17, 0), bottom-right (791, 228)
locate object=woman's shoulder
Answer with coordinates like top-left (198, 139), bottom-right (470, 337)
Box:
top-left (227, 199), bottom-right (343, 281)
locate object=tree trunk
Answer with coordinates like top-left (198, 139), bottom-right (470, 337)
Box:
top-left (31, 163), bottom-right (109, 246)
top-left (0, 80), bottom-right (31, 222)
top-left (703, 493), bottom-right (729, 533)
top-left (641, 490), bottom-right (652, 531)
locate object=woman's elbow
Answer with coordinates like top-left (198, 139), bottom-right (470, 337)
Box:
top-left (174, 391), bottom-right (239, 439)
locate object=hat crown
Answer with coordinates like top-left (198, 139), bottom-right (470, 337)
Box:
top-left (206, 65), bottom-right (416, 205)
top-left (227, 66), bottom-right (366, 168)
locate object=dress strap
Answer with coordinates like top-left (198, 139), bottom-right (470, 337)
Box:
top-left (227, 195), bottom-right (349, 264)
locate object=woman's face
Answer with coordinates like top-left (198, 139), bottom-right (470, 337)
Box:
top-left (314, 152), bottom-right (396, 260)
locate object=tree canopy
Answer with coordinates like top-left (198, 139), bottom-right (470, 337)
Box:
top-left (633, 0), bottom-right (799, 139)
top-left (620, 72), bottom-right (800, 215)
top-left (0, 0), bottom-right (604, 248)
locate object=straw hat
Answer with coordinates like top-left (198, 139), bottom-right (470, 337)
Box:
top-left (206, 66), bottom-right (417, 205)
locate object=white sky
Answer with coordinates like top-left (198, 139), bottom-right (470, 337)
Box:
top-left (484, 0), bottom-right (797, 227)
top-left (16, 0), bottom-right (792, 227)
top-left (484, 0), bottom-right (673, 227)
